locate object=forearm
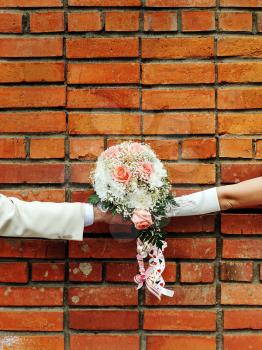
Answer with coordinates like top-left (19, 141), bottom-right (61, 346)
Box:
top-left (217, 177), bottom-right (262, 210)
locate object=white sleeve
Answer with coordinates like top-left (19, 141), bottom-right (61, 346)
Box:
top-left (166, 187), bottom-right (221, 217)
top-left (84, 203), bottom-right (94, 226)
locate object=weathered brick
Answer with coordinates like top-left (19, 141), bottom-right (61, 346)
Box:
top-left (0, 86), bottom-right (65, 108)
top-left (142, 63), bottom-right (215, 85)
top-left (0, 189), bottom-right (65, 202)
top-left (218, 87), bottom-right (262, 110)
top-left (219, 12), bottom-right (252, 32)
top-left (0, 0), bottom-right (62, 6)
top-left (69, 262), bottom-right (102, 282)
top-left (145, 0), bottom-right (216, 6)
top-left (68, 113), bottom-right (141, 135)
top-left (30, 11), bottom-right (64, 32)
top-left (223, 239), bottom-right (262, 259)
top-left (144, 11), bottom-right (177, 31)
top-left (0, 262), bottom-right (28, 283)
top-left (145, 139), bottom-right (178, 160)
top-left (222, 214), bottom-right (262, 234)
top-left (182, 138), bottom-right (216, 159)
top-left (224, 309), bottom-right (262, 330)
top-left (68, 62), bottom-right (140, 84)
top-left (0, 138), bottom-right (25, 158)
top-left (218, 36), bottom-right (262, 58)
top-left (165, 238), bottom-right (216, 259)
top-left (68, 11), bottom-right (102, 31)
top-left (147, 336), bottom-right (216, 350)
top-left (0, 37), bottom-right (62, 57)
top-left (182, 10), bottom-right (215, 31)
top-left (166, 163), bottom-right (216, 184)
top-left (70, 163), bottom-right (94, 183)
top-left (221, 164), bottom-right (262, 183)
top-left (69, 138), bottom-right (104, 160)
top-left (0, 336), bottom-right (64, 350)
top-left (220, 0), bottom-right (262, 6)
top-left (220, 261), bottom-right (253, 282)
top-left (143, 113), bottom-right (215, 135)
top-left (256, 140), bottom-right (262, 158)
top-left (218, 113), bottom-right (262, 134)
top-left (218, 62), bottom-right (262, 83)
top-left (224, 335), bottom-right (262, 350)
top-left (222, 284), bottom-right (262, 305)
top-left (69, 310), bottom-right (139, 330)
top-left (69, 0), bottom-right (141, 5)
top-left (144, 310), bottom-right (216, 330)
top-left (70, 335), bottom-right (139, 350)
top-left (142, 37), bottom-right (214, 59)
top-left (68, 286), bottom-right (138, 306)
top-left (30, 138), bottom-right (65, 159)
top-left (32, 263), bottom-right (65, 281)
top-left (220, 138), bottom-right (252, 158)
top-left (180, 263), bottom-right (214, 283)
top-left (105, 11), bottom-right (139, 31)
top-left (0, 12), bottom-right (22, 32)
top-left (143, 88), bottom-right (215, 110)
top-left (67, 37), bottom-right (139, 58)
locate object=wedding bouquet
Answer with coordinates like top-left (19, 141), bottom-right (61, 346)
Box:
top-left (89, 141), bottom-right (176, 299)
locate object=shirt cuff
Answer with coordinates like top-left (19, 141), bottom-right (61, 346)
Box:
top-left (84, 203), bottom-right (94, 226)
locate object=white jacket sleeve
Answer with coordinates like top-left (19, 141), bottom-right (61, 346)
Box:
top-left (0, 194), bottom-right (93, 241)
top-left (166, 187), bottom-right (221, 217)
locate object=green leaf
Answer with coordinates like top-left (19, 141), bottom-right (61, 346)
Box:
top-left (88, 193), bottom-right (100, 205)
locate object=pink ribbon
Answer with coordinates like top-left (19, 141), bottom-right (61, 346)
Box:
top-left (134, 238), bottom-right (174, 300)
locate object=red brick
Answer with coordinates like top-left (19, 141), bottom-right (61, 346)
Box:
top-left (222, 214), bottom-right (262, 234)
top-left (0, 112), bottom-right (66, 133)
top-left (144, 11), bottom-right (177, 31)
top-left (0, 86), bottom-right (65, 108)
top-left (182, 10), bottom-right (215, 31)
top-left (0, 12), bottom-right (22, 32)
top-left (30, 11), bottom-right (64, 32)
top-left (0, 311), bottom-right (63, 331)
top-left (68, 286), bottom-right (138, 306)
top-left (224, 309), bottom-right (262, 330)
top-left (68, 113), bottom-right (141, 135)
top-left (220, 0), bottom-right (262, 6)
top-left (70, 138), bottom-right (104, 160)
top-left (0, 336), bottom-right (64, 350)
top-left (222, 284), bottom-right (262, 305)
top-left (257, 13), bottom-right (262, 32)
top-left (146, 285), bottom-right (216, 306)
top-left (218, 36), bottom-right (262, 58)
top-left (70, 335), bottom-right (139, 350)
top-left (218, 62), bottom-right (262, 83)
top-left (69, 163), bottom-right (94, 183)
top-left (182, 138), bottom-right (216, 159)
top-left (71, 189), bottom-right (93, 202)
top-left (105, 11), bottom-right (139, 31)
top-left (219, 12), bottom-right (252, 32)
top-left (69, 262), bottom-right (102, 282)
top-left (142, 37), bottom-right (214, 59)
top-left (224, 335), bottom-right (262, 350)
top-left (260, 265), bottom-right (262, 280)
top-left (144, 310), bottom-right (216, 331)
top-left (66, 37), bottom-right (139, 58)
top-left (69, 310), bottom-right (139, 330)
top-left (167, 215), bottom-right (215, 233)
top-left (69, 238), bottom-right (136, 258)
top-left (142, 62), bottom-right (215, 85)
top-left (145, 139), bottom-right (178, 160)
top-left (30, 138), bottom-right (65, 159)
top-left (220, 138), bottom-right (252, 158)
top-left (147, 335), bottom-right (216, 350)
top-left (221, 164), bottom-right (262, 183)
top-left (0, 189), bottom-right (65, 202)
top-left (0, 163), bottom-right (64, 183)
top-left (68, 62), bottom-right (140, 84)
top-left (0, 62), bottom-right (64, 83)
top-left (218, 113), bottom-right (262, 134)
top-left (218, 87), bottom-right (262, 110)
top-left (0, 37), bottom-right (62, 57)
top-left (0, 287), bottom-right (63, 306)
top-left (67, 87), bottom-right (139, 109)
top-left (223, 239), bottom-right (262, 259)
top-left (256, 140), bottom-right (262, 158)
top-left (69, 0), bottom-right (141, 5)
top-left (145, 0), bottom-right (216, 6)
top-left (0, 238), bottom-right (65, 259)
top-left (220, 261), bottom-right (253, 282)
top-left (180, 263), bottom-right (214, 283)
top-left (0, 0), bottom-right (62, 6)
top-left (0, 262), bottom-right (28, 283)
top-left (166, 163), bottom-right (216, 184)
top-left (32, 263), bottom-right (65, 282)
top-left (143, 88), bottom-right (215, 110)
top-left (165, 238), bottom-right (216, 259)
top-left (0, 138), bottom-right (25, 158)
top-left (68, 11), bottom-right (102, 31)
top-left (106, 262), bottom-right (176, 282)
top-left (143, 113), bottom-right (215, 135)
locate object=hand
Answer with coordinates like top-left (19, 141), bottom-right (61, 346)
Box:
top-left (94, 206), bottom-right (127, 225)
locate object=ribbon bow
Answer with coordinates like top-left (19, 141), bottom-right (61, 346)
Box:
top-left (134, 238), bottom-right (174, 300)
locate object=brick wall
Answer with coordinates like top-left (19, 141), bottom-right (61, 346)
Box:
top-left (0, 0), bottom-right (261, 349)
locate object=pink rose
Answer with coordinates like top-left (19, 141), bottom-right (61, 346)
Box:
top-left (139, 162), bottom-right (153, 177)
top-left (104, 146), bottom-right (119, 159)
top-left (112, 165), bottom-right (131, 184)
top-left (131, 209), bottom-right (153, 230)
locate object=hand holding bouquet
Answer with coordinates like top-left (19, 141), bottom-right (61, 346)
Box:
top-left (89, 141), bottom-right (176, 299)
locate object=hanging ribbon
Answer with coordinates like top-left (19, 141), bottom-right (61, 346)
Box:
top-left (134, 238), bottom-right (174, 300)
